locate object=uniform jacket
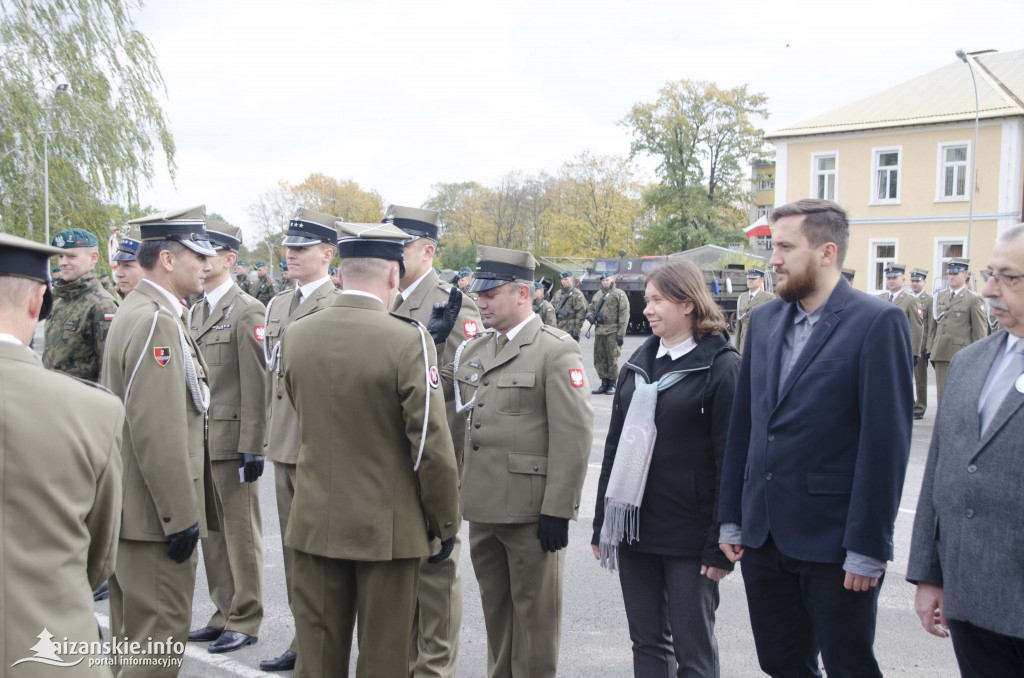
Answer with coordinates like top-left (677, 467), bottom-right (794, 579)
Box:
top-left (587, 287), bottom-right (629, 336)
top-left (101, 280), bottom-right (220, 540)
top-left (282, 294), bottom-right (460, 560)
top-left (592, 333), bottom-right (739, 568)
top-left (189, 283), bottom-right (268, 461)
top-left (1, 343), bottom-right (123, 674)
top-left (913, 291), bottom-right (933, 355)
top-left (43, 271), bottom-right (119, 381)
top-left (263, 280), bottom-right (339, 464)
top-left (907, 330), bottom-right (1024, 639)
top-left (551, 286), bottom-right (587, 335)
top-left (394, 269), bottom-right (482, 468)
top-left (877, 289), bottom-right (925, 359)
top-left (253, 274), bottom-right (278, 306)
top-left (447, 315), bottom-right (594, 524)
top-left (533, 298), bottom-right (556, 326)
top-left (735, 289), bottom-right (776, 355)
top-left (719, 278), bottom-right (914, 563)
top-left (929, 287), bottom-right (988, 361)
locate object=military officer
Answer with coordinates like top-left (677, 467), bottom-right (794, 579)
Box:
top-left (252, 261), bottom-right (278, 305)
top-left (533, 281), bottom-right (556, 326)
top-left (43, 227), bottom-right (119, 382)
top-left (283, 220), bottom-right (460, 677)
top-left (0, 233), bottom-right (124, 676)
top-left (259, 208), bottom-right (341, 673)
top-left (929, 257), bottom-right (989, 400)
top-left (734, 266), bottom-right (775, 354)
top-left (100, 206), bottom-right (220, 677)
top-left (234, 259), bottom-right (254, 295)
top-left (878, 263), bottom-right (925, 366)
top-left (112, 227), bottom-right (143, 299)
top-left (388, 204), bottom-right (481, 677)
top-left (908, 268), bottom-right (933, 419)
top-left (185, 222), bottom-right (268, 654)
top-left (550, 269), bottom-right (586, 340)
top-left (445, 246), bottom-right (594, 678)
top-left (587, 271), bottom-right (629, 395)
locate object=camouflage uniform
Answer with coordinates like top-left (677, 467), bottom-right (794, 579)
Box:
top-left (587, 286), bottom-right (629, 382)
top-left (253, 274), bottom-right (279, 305)
top-left (100, 275), bottom-right (118, 301)
top-left (550, 286), bottom-right (587, 338)
top-left (235, 273), bottom-right (254, 296)
top-left (534, 298), bottom-right (557, 326)
top-left (43, 270), bottom-right (119, 382)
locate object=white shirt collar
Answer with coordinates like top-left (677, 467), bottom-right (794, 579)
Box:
top-left (889, 289), bottom-right (903, 300)
top-left (399, 269), bottom-right (432, 301)
top-left (341, 289), bottom-right (384, 305)
top-left (656, 336), bottom-right (697, 360)
top-left (1004, 333), bottom-right (1022, 356)
top-left (140, 279), bottom-right (185, 317)
top-left (205, 277), bottom-right (234, 312)
top-left (0, 333), bottom-right (23, 346)
top-left (297, 276), bottom-right (331, 303)
top-left (502, 314), bottom-right (535, 343)
top-left (748, 288), bottom-right (758, 299)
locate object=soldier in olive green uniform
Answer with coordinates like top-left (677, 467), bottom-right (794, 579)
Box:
top-left (587, 271), bottom-right (629, 395)
top-left (283, 221), bottom-right (460, 677)
top-left (445, 247), bottom-right (594, 678)
top-left (278, 261), bottom-right (297, 293)
top-left (908, 268), bottom-right (932, 419)
top-left (877, 263), bottom-right (925, 365)
top-left (389, 205), bottom-right (482, 678)
top-left (235, 260), bottom-right (254, 295)
top-left (112, 228), bottom-right (143, 299)
top-left (1, 233), bottom-right (125, 677)
top-left (259, 208), bottom-right (341, 673)
top-left (533, 281), bottom-right (556, 326)
top-left (929, 257), bottom-right (989, 401)
top-left (43, 228), bottom-right (119, 382)
top-left (734, 266), bottom-right (775, 354)
top-left (252, 261), bottom-right (278, 305)
top-left (100, 206), bottom-right (220, 677)
top-left (550, 270), bottom-right (586, 340)
top-left (185, 223), bottom-right (268, 654)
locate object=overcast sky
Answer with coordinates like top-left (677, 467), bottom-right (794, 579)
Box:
top-left (133, 0), bottom-right (1024, 242)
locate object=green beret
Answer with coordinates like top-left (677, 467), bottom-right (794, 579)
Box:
top-left (458, 266), bottom-right (472, 278)
top-left (237, 260), bottom-right (249, 267)
top-left (599, 270), bottom-right (614, 280)
top-left (329, 267), bottom-right (338, 275)
top-left (559, 270), bottom-right (573, 279)
top-left (51, 228), bottom-right (99, 249)
top-left (255, 260), bottom-right (268, 268)
top-left (99, 272), bottom-right (110, 279)
top-left (279, 261), bottom-right (288, 271)
top-left (51, 266), bottom-right (61, 274)
top-left (534, 281), bottom-right (545, 289)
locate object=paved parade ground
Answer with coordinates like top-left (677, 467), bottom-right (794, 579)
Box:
top-left (85, 331), bottom-right (961, 677)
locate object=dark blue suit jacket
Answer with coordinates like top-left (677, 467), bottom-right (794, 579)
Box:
top-left (718, 278), bottom-right (914, 563)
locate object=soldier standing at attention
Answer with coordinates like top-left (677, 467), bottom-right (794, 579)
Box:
top-left (908, 268), bottom-right (932, 419)
top-left (587, 271), bottom-right (629, 395)
top-left (99, 272), bottom-right (117, 297)
top-left (112, 227), bottom-right (143, 299)
top-left (234, 259), bottom-right (254, 295)
top-left (279, 261), bottom-right (296, 293)
top-left (457, 266), bottom-right (478, 301)
top-left (734, 266), bottom-right (775, 354)
top-left (878, 263), bottom-right (925, 369)
top-left (252, 260), bottom-right (278, 306)
top-left (283, 220), bottom-right (460, 677)
top-left (185, 222), bottom-right (268, 655)
top-left (100, 206), bottom-right (220, 677)
top-left (43, 227), bottom-right (119, 382)
top-left (533, 281), bottom-right (556, 326)
top-left (445, 246), bottom-right (594, 678)
top-left (329, 266), bottom-right (340, 288)
top-left (389, 204), bottom-right (482, 678)
top-left (259, 208), bottom-right (341, 673)
top-left (550, 269), bottom-right (586, 341)
top-left (0, 233), bottom-right (125, 675)
top-left (929, 257), bottom-right (988, 401)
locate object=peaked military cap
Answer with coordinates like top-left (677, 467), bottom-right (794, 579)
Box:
top-left (112, 226), bottom-right (141, 262)
top-left (559, 269), bottom-right (574, 279)
top-left (383, 204), bottom-right (439, 241)
top-left (471, 246), bottom-right (536, 293)
top-left (746, 266), bottom-right (766, 278)
top-left (129, 205), bottom-right (216, 257)
top-left (336, 221), bottom-right (409, 261)
top-left (883, 263), bottom-right (907, 278)
top-left (946, 257), bottom-right (970, 273)
top-left (284, 208), bottom-right (340, 247)
top-left (458, 266), bottom-right (472, 278)
top-left (0, 233), bottom-right (65, 282)
top-left (841, 268), bottom-right (856, 282)
top-left (51, 227), bottom-right (99, 249)
top-left (910, 268), bottom-right (928, 281)
top-left (207, 220), bottom-right (242, 251)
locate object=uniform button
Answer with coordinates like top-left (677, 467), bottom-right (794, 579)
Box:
top-left (474, 422), bottom-right (481, 429)
top-left (445, 522), bottom-right (453, 527)
top-left (473, 444), bottom-right (479, 451)
top-left (533, 465), bottom-right (539, 471)
top-left (967, 464), bottom-right (977, 473)
top-left (477, 402), bottom-right (484, 408)
top-left (277, 394), bottom-right (282, 400)
top-left (483, 379), bottom-right (489, 386)
top-left (232, 413), bottom-right (238, 419)
top-left (163, 517), bottom-right (171, 523)
top-left (767, 434), bottom-right (775, 442)
top-left (197, 340), bottom-right (202, 346)
top-left (513, 379), bottom-right (518, 384)
top-left (765, 473), bottom-right (773, 480)
top-left (965, 508), bottom-right (975, 518)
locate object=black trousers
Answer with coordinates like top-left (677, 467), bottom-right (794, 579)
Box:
top-left (740, 537), bottom-right (882, 678)
top-left (949, 619), bottom-right (1024, 678)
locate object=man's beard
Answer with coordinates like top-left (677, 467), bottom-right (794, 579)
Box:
top-left (776, 261), bottom-right (816, 303)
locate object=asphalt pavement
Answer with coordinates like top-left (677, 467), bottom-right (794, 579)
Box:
top-left (90, 331), bottom-right (961, 677)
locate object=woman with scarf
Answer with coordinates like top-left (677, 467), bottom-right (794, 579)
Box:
top-left (592, 259), bottom-right (740, 677)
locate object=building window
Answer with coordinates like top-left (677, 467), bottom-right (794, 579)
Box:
top-left (757, 176), bottom-right (774, 190)
top-left (811, 153), bottom-right (837, 201)
top-left (937, 142), bottom-right (970, 201)
top-left (871, 147), bottom-right (901, 203)
top-left (755, 235), bottom-right (773, 250)
top-left (756, 204), bottom-right (772, 219)
top-left (869, 240), bottom-right (897, 292)
top-left (935, 238), bottom-right (966, 288)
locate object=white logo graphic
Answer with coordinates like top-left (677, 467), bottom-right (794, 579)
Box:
top-left (11, 629), bottom-right (84, 668)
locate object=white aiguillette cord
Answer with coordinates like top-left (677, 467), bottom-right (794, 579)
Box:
top-left (126, 307), bottom-right (209, 414)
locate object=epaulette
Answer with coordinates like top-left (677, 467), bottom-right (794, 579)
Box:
top-left (69, 375), bottom-right (115, 395)
top-left (389, 313), bottom-right (423, 328)
top-left (540, 324), bottom-right (571, 341)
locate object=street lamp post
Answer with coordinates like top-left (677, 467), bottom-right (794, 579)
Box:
top-left (955, 50), bottom-right (979, 259)
top-left (43, 83), bottom-right (69, 248)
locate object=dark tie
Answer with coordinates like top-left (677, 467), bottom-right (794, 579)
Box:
top-left (496, 334), bottom-right (508, 353)
top-left (890, 294), bottom-right (896, 303)
top-left (979, 342), bottom-right (1024, 435)
top-left (391, 294), bottom-right (403, 312)
top-left (289, 292), bottom-right (302, 314)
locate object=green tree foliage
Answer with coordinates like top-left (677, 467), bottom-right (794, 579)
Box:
top-left (623, 80), bottom-right (770, 254)
top-left (0, 0), bottom-right (174, 241)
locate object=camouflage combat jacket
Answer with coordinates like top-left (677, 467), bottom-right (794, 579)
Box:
top-left (43, 271), bottom-right (119, 382)
top-left (253, 275), bottom-right (278, 305)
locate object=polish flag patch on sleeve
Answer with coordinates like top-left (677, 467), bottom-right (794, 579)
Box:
top-left (570, 368), bottom-right (584, 388)
top-left (103, 313), bottom-right (115, 321)
top-left (463, 320), bottom-right (478, 337)
top-left (254, 325), bottom-right (266, 342)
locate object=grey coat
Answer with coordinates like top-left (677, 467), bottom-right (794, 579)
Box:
top-left (906, 329), bottom-right (1024, 639)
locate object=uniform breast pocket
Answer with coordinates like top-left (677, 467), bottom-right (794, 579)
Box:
top-left (802, 358), bottom-right (846, 375)
top-left (507, 453), bottom-right (547, 516)
top-left (203, 330), bottom-right (234, 365)
top-left (496, 372), bottom-right (536, 415)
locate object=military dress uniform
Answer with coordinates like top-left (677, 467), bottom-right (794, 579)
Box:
top-left (100, 206), bottom-right (220, 677)
top-left (876, 264), bottom-right (925, 362)
top-left (446, 247), bottom-right (594, 678)
top-left (734, 268), bottom-right (775, 354)
top-left (283, 220), bottom-right (460, 677)
top-left (929, 261), bottom-right (988, 400)
top-left (549, 271), bottom-right (587, 339)
top-left (909, 268), bottom-right (933, 418)
top-left (1, 234), bottom-right (125, 677)
top-left (587, 275), bottom-right (629, 394)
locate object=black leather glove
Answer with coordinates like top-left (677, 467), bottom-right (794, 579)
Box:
top-left (537, 515), bottom-right (569, 553)
top-left (427, 287), bottom-right (463, 345)
top-left (166, 523), bottom-right (200, 563)
top-left (616, 335), bottom-right (624, 347)
top-left (428, 536), bottom-right (456, 563)
top-left (923, 350), bottom-right (930, 360)
top-left (913, 356), bottom-right (919, 367)
top-left (586, 314), bottom-right (596, 325)
top-left (570, 331), bottom-right (579, 342)
top-left (240, 453), bottom-right (264, 482)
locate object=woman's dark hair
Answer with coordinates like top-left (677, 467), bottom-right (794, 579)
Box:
top-left (644, 259), bottom-right (728, 341)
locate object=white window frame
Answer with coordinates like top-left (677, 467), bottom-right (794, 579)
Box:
top-left (935, 140), bottom-right (971, 202)
top-left (810, 151), bottom-right (838, 202)
top-left (870, 146), bottom-right (902, 205)
top-left (933, 237), bottom-right (967, 290)
top-left (868, 238), bottom-right (898, 293)
top-left (756, 204), bottom-right (772, 219)
top-left (757, 175), bottom-right (774, 190)
top-left (755, 234), bottom-right (773, 250)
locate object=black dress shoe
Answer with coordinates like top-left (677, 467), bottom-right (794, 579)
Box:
top-left (260, 650), bottom-right (297, 671)
top-left (605, 380), bottom-right (616, 396)
top-left (209, 630), bottom-right (257, 654)
top-left (187, 625), bottom-right (222, 642)
top-left (913, 412), bottom-right (924, 420)
top-left (92, 581), bottom-right (109, 601)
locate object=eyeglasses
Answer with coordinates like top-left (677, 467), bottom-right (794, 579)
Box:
top-left (979, 269), bottom-right (1024, 289)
